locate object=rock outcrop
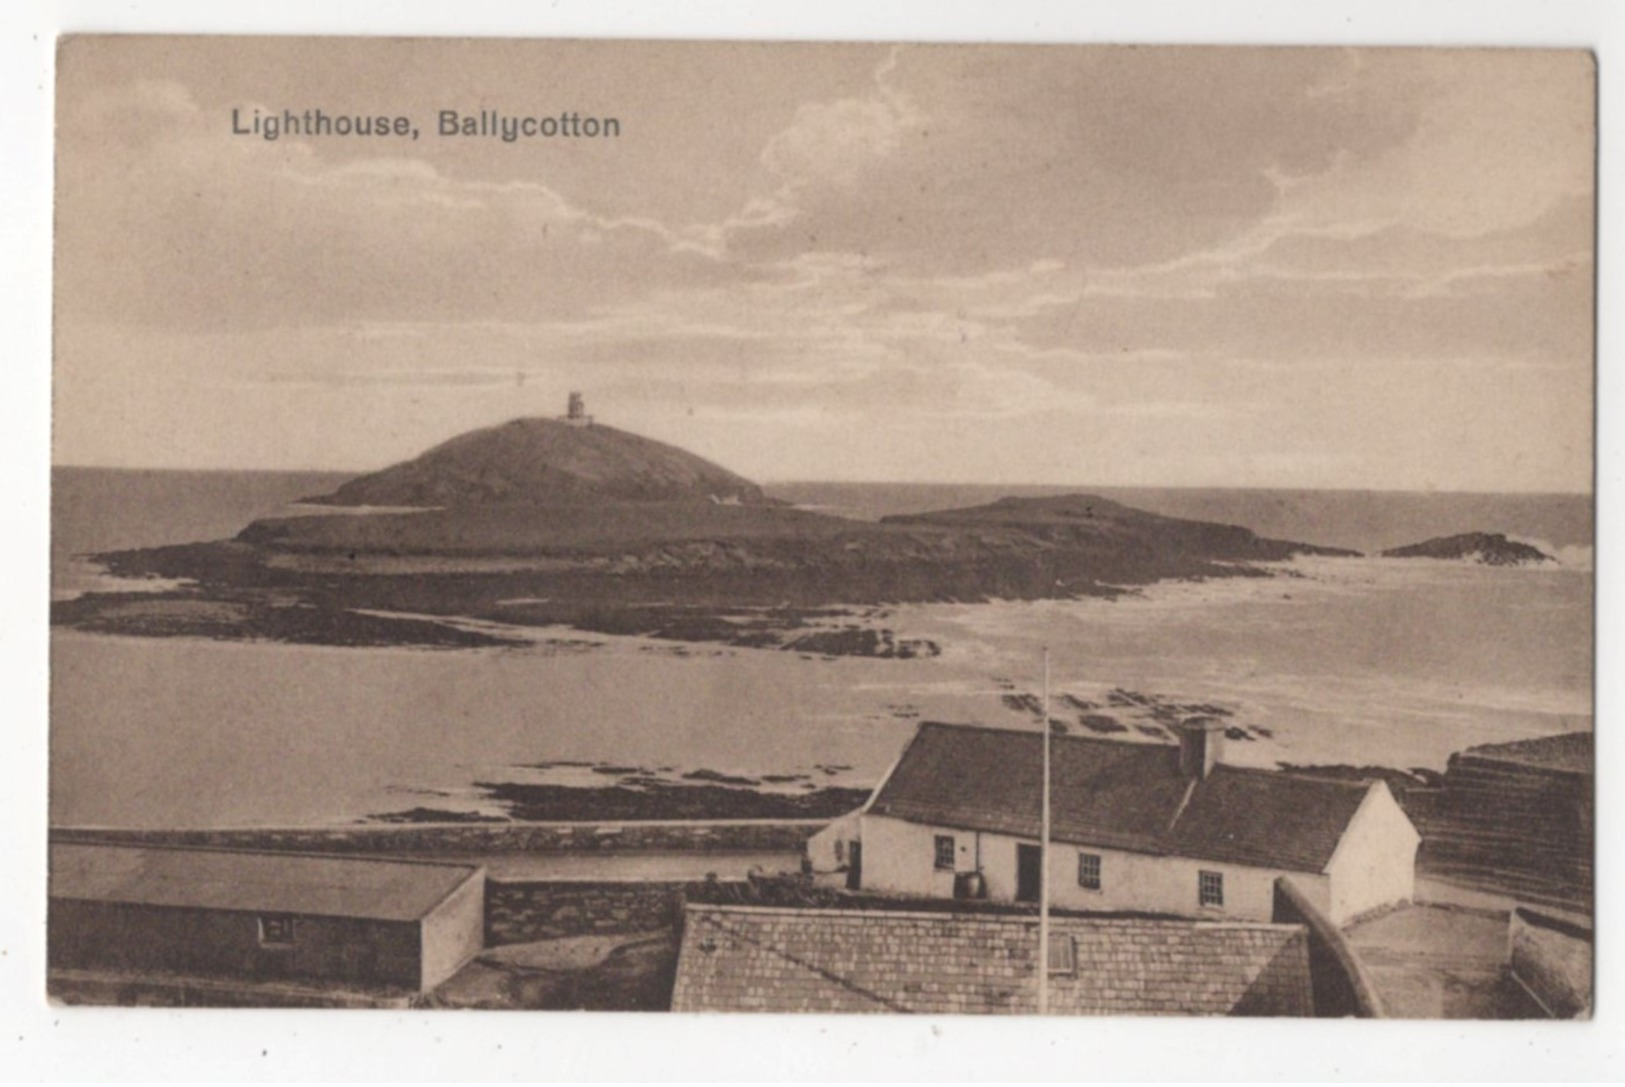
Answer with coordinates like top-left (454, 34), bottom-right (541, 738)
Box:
top-left (1382, 532), bottom-right (1552, 566)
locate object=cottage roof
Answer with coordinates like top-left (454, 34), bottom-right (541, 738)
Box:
top-left (50, 843), bottom-right (481, 922)
top-left (867, 722), bottom-right (1371, 873)
top-left (671, 904), bottom-right (1313, 1016)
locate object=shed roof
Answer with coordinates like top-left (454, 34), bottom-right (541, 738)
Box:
top-left (50, 843), bottom-right (481, 922)
top-left (671, 904), bottom-right (1313, 1016)
top-left (868, 722), bottom-right (1372, 872)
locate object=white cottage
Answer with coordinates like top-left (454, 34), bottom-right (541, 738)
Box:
top-left (810, 720), bottom-right (1419, 926)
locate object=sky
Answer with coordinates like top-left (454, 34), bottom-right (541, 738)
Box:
top-left (53, 38), bottom-right (1595, 491)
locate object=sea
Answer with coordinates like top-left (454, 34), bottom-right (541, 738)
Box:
top-left (50, 468), bottom-right (1594, 829)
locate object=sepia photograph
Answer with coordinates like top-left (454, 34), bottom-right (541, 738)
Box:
top-left (45, 31), bottom-right (1595, 1032)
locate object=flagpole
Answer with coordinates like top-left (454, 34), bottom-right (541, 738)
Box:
top-left (1038, 646), bottom-right (1051, 1016)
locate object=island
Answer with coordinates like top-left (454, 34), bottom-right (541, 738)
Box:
top-left (1382, 532), bottom-right (1553, 566)
top-left (54, 410), bottom-right (1361, 653)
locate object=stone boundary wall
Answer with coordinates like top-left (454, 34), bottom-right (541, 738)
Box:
top-left (1272, 876), bottom-right (1386, 1018)
top-left (51, 821), bottom-right (824, 856)
top-left (1408, 750), bottom-right (1592, 912)
top-left (485, 880), bottom-right (714, 946)
top-left (1508, 907), bottom-right (1592, 1019)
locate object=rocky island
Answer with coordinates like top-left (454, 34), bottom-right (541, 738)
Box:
top-left (1382, 532), bottom-right (1554, 566)
top-left (55, 409), bottom-right (1361, 653)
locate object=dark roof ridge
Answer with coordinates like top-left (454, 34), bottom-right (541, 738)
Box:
top-left (684, 902), bottom-right (1300, 932)
top-left (915, 718), bottom-right (1175, 754)
top-left (914, 722), bottom-right (1379, 790)
top-left (1206, 763), bottom-right (1373, 792)
top-left (50, 840), bottom-right (483, 874)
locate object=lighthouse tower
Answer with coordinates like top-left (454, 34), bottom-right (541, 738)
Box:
top-left (563, 392), bottom-right (594, 428)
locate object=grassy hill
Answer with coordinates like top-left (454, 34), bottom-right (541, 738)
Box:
top-left (304, 417), bottom-right (774, 508)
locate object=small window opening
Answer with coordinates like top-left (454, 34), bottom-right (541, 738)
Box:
top-left (258, 914), bottom-right (295, 947)
top-left (1047, 935), bottom-right (1077, 976)
top-left (1199, 869), bottom-right (1225, 908)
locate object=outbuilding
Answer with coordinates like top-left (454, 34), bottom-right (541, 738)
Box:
top-left (49, 843), bottom-right (486, 992)
top-left (809, 720), bottom-right (1419, 926)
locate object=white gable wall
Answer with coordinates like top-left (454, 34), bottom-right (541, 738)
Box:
top-left (857, 813), bottom-right (1331, 922)
top-left (419, 868), bottom-right (486, 990)
top-left (1323, 782), bottom-right (1420, 926)
top-left (807, 813), bottom-right (862, 885)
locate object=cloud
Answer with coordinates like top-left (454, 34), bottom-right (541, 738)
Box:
top-left (760, 47), bottom-right (924, 191)
top-left (719, 47), bottom-right (1424, 273)
top-left (52, 44), bottom-right (1595, 491)
top-left (1279, 50), bottom-right (1594, 241)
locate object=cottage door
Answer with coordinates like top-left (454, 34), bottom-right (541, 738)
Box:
top-left (1016, 843), bottom-right (1042, 903)
top-left (845, 841), bottom-right (862, 891)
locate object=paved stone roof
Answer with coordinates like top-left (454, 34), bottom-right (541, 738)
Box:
top-left (868, 722), bottom-right (1371, 873)
top-left (671, 904), bottom-right (1314, 1016)
top-left (50, 844), bottom-right (482, 922)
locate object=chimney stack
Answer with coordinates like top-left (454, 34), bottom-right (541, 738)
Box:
top-left (1174, 718), bottom-right (1226, 780)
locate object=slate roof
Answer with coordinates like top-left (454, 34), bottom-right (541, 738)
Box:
top-left (50, 844), bottom-right (482, 922)
top-left (867, 722), bottom-right (1371, 873)
top-left (671, 904), bottom-right (1314, 1016)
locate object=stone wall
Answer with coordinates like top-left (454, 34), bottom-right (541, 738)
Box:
top-left (1508, 907), bottom-right (1592, 1018)
top-left (1271, 876), bottom-right (1385, 1018)
top-left (485, 880), bottom-right (714, 946)
top-left (51, 821), bottom-right (823, 856)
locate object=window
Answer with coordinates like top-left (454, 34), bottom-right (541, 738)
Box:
top-left (1198, 869), bottom-right (1224, 908)
top-left (1047, 935), bottom-right (1077, 977)
top-left (258, 914), bottom-right (295, 947)
top-left (1077, 852), bottom-right (1102, 891)
top-left (933, 834), bottom-right (956, 871)
top-left (833, 839), bottom-right (846, 865)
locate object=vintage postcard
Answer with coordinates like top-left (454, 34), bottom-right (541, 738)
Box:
top-left (49, 35), bottom-right (1594, 1022)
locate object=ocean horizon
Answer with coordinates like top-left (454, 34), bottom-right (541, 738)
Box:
top-left (53, 466), bottom-right (1595, 557)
